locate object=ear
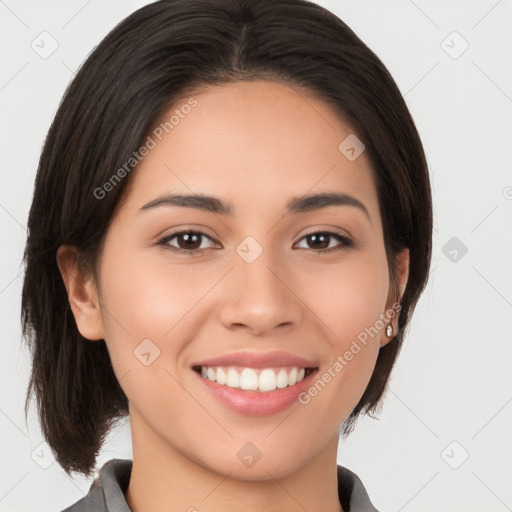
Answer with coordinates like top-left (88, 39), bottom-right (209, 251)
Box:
top-left (56, 244), bottom-right (105, 341)
top-left (380, 247), bottom-right (409, 347)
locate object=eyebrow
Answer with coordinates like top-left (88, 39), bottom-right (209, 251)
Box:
top-left (138, 192), bottom-right (371, 221)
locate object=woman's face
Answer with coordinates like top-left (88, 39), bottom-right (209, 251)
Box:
top-left (74, 80), bottom-right (408, 478)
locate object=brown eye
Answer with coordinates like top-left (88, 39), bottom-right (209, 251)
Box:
top-left (295, 231), bottom-right (354, 253)
top-left (157, 231), bottom-right (216, 254)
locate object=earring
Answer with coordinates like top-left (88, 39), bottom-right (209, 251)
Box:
top-left (386, 324), bottom-right (393, 337)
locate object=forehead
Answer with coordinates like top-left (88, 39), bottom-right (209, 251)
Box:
top-left (117, 80), bottom-right (380, 222)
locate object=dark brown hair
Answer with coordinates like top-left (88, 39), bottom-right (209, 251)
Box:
top-left (21, 0), bottom-right (432, 477)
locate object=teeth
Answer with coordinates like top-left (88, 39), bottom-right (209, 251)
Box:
top-left (226, 368), bottom-right (240, 388)
top-left (288, 367), bottom-right (298, 386)
top-left (276, 368), bottom-right (288, 388)
top-left (198, 365), bottom-right (309, 392)
top-left (216, 367), bottom-right (227, 385)
top-left (261, 369), bottom-right (277, 391)
top-left (240, 368), bottom-right (259, 390)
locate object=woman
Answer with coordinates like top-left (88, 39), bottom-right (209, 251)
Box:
top-left (21, 0), bottom-right (432, 510)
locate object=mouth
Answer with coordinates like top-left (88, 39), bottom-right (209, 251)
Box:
top-left (192, 365), bottom-right (317, 393)
top-left (190, 350), bottom-right (320, 416)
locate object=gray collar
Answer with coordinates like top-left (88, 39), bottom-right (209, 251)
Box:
top-left (61, 458), bottom-right (380, 512)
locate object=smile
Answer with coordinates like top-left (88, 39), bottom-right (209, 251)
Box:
top-left (193, 365), bottom-right (316, 392)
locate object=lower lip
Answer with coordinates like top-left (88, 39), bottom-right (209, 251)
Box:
top-left (193, 369), bottom-right (318, 416)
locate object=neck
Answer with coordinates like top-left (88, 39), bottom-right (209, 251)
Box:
top-left (125, 410), bottom-right (344, 512)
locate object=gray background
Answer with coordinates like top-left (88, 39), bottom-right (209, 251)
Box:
top-left (1, 0), bottom-right (511, 510)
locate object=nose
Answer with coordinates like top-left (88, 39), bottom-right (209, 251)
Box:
top-left (216, 248), bottom-right (303, 336)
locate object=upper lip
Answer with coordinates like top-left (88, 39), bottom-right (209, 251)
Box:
top-left (192, 350), bottom-right (318, 369)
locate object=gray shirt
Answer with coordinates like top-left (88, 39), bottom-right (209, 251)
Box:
top-left (61, 458), bottom-right (380, 512)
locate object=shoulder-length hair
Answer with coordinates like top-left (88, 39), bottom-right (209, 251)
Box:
top-left (21, 0), bottom-right (432, 477)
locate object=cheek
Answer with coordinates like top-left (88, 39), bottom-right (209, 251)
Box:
top-left (295, 254), bottom-right (388, 415)
top-left (96, 241), bottom-right (226, 388)
top-left (302, 252), bottom-right (390, 346)
top-left (99, 244), bottom-right (210, 338)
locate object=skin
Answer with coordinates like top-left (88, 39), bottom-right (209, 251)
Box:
top-left (57, 80), bottom-right (409, 512)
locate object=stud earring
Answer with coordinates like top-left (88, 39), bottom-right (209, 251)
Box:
top-left (386, 324), bottom-right (393, 337)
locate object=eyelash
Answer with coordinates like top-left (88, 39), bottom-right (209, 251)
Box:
top-left (156, 229), bottom-right (354, 255)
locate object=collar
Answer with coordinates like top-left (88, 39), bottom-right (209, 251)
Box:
top-left (62, 458), bottom-right (380, 512)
